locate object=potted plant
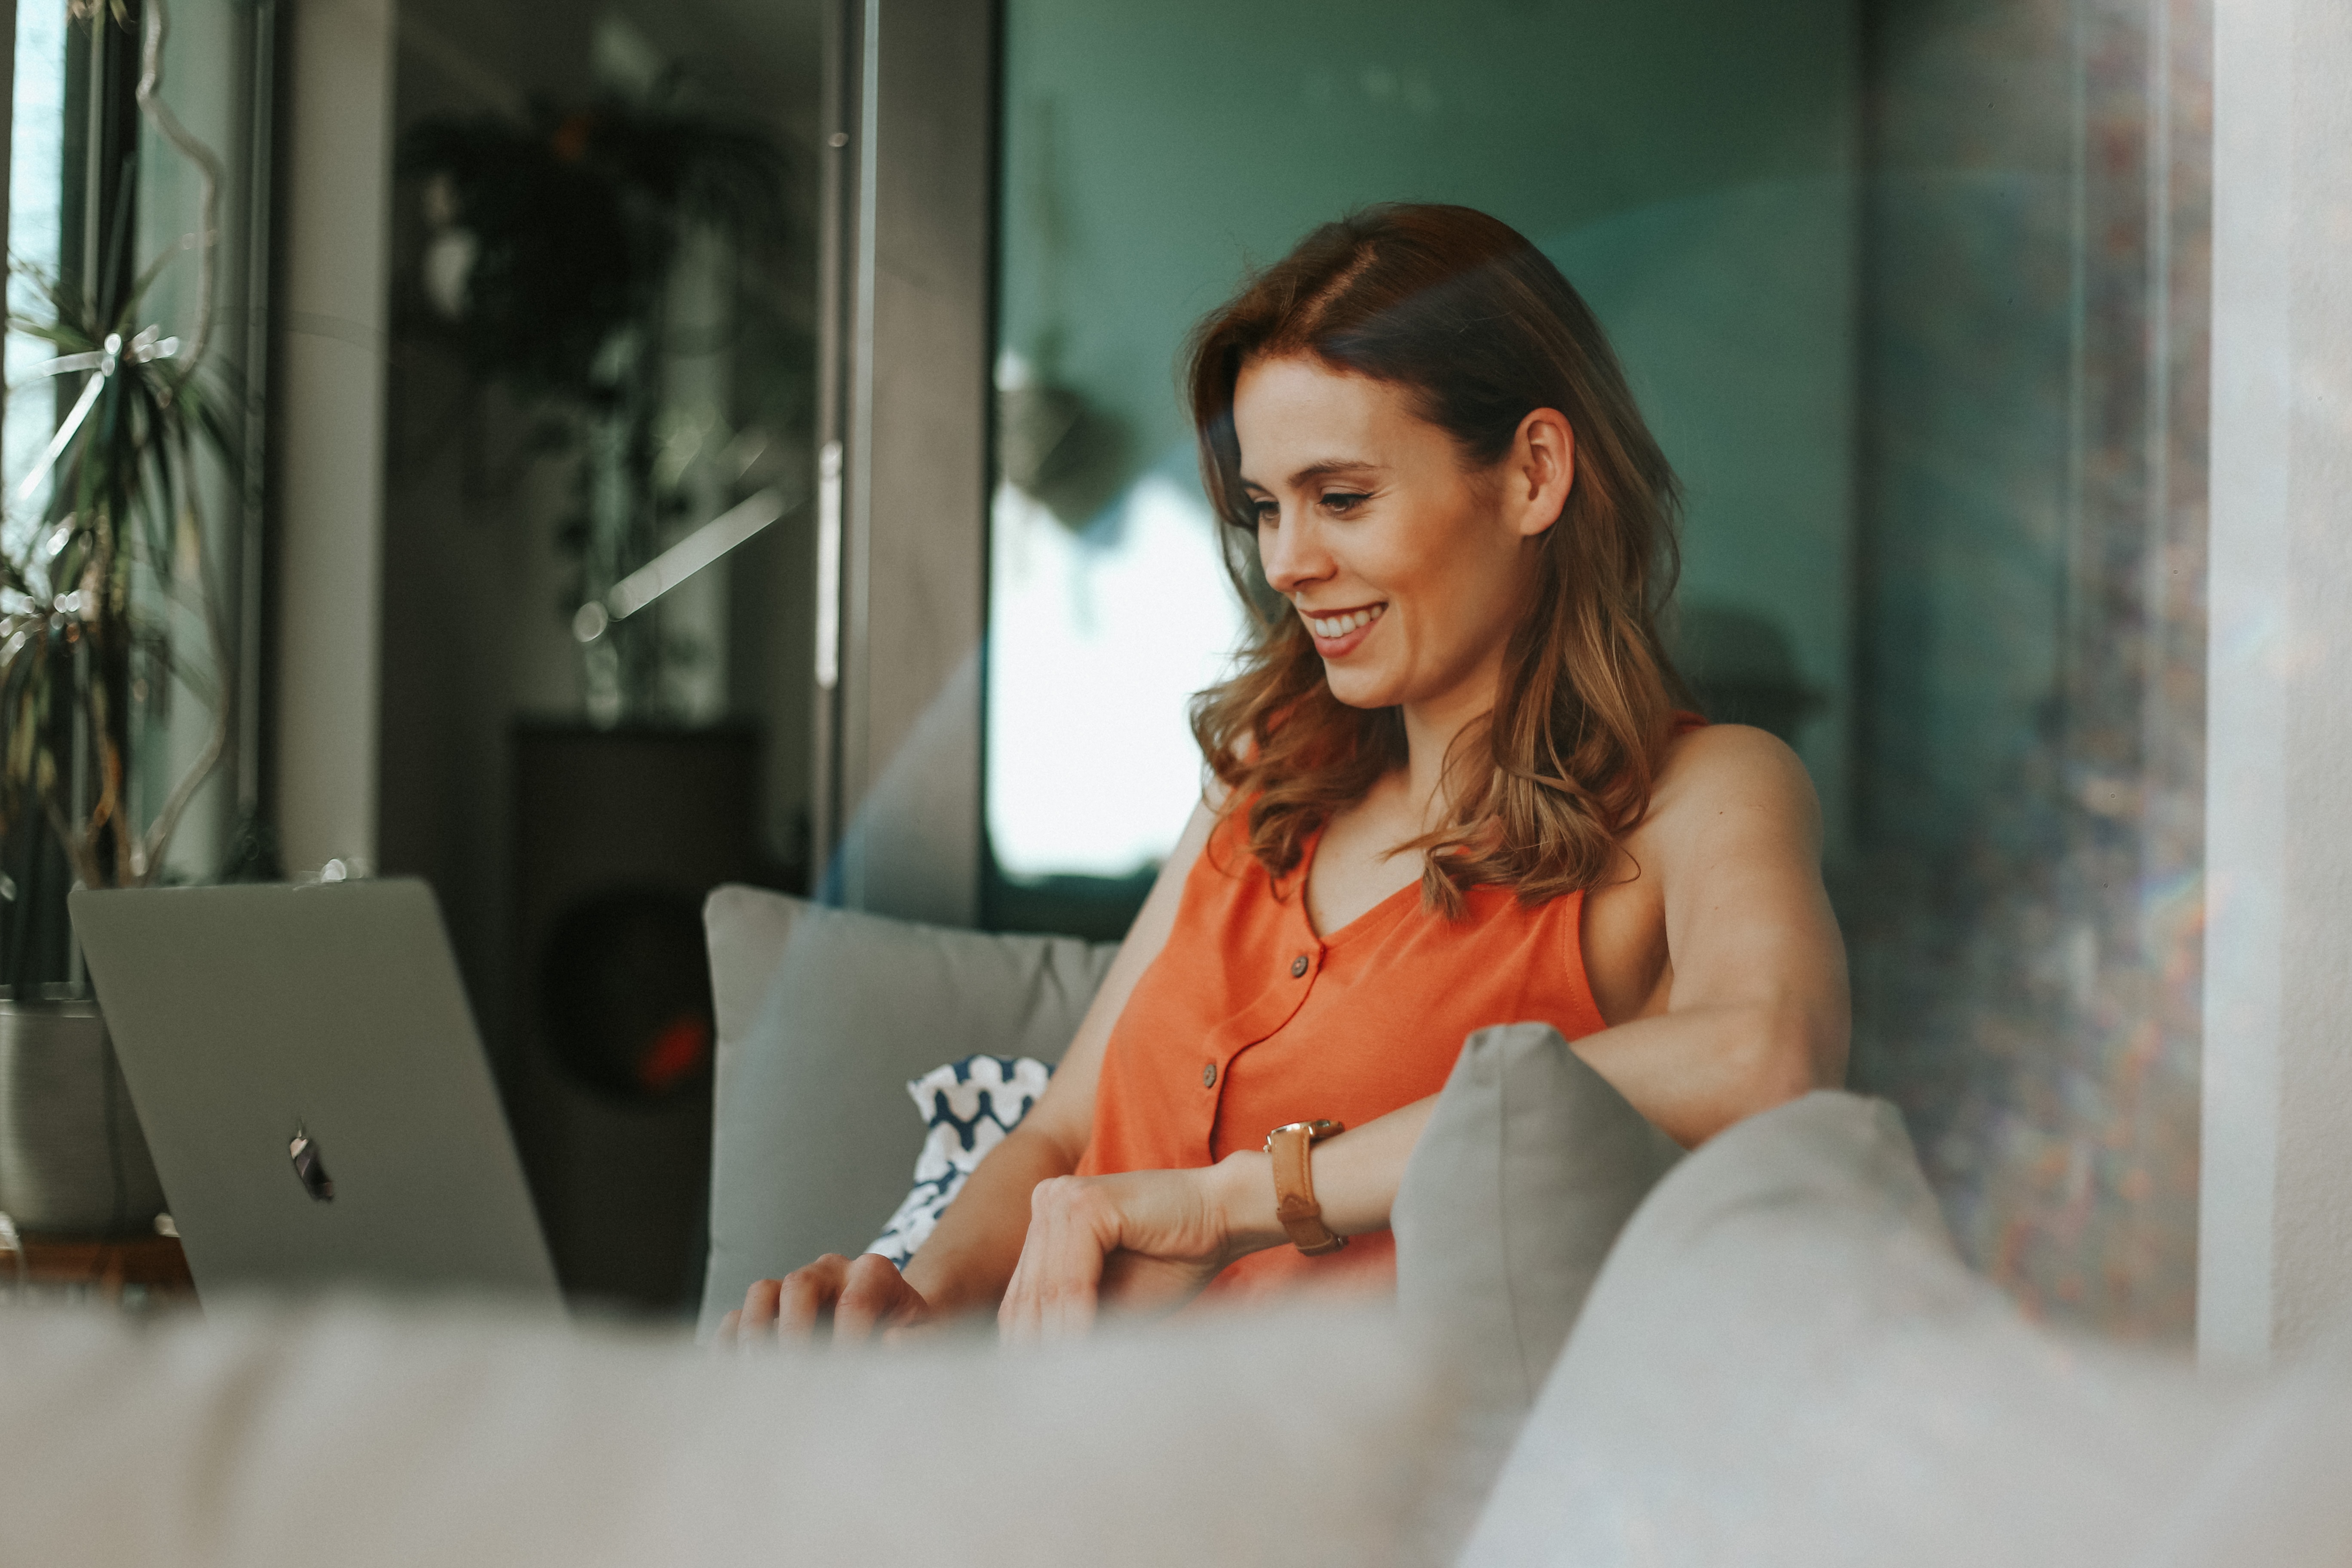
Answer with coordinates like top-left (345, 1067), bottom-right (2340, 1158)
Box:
top-left (0, 0), bottom-right (234, 1237)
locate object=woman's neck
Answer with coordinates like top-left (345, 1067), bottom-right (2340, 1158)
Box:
top-left (1397, 664), bottom-right (1504, 832)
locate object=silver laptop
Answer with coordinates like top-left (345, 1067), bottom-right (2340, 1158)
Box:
top-left (69, 879), bottom-right (561, 1307)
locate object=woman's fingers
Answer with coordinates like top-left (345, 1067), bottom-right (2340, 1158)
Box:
top-left (1041, 1187), bottom-right (1111, 1339)
top-left (998, 1168), bottom-right (1243, 1343)
top-left (743, 1166), bottom-right (1239, 1352)
top-left (729, 1276), bottom-right (788, 1344)
top-left (879, 1316), bottom-right (954, 1347)
top-left (833, 1253), bottom-right (925, 1344)
top-left (775, 1255), bottom-right (852, 1339)
top-left (729, 1255), bottom-right (931, 1348)
top-left (999, 1176), bottom-right (1115, 1345)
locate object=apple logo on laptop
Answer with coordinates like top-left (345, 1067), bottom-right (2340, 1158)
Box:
top-left (289, 1125), bottom-right (335, 1202)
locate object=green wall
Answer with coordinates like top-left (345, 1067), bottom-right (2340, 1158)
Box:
top-left (995, 0), bottom-right (1862, 858)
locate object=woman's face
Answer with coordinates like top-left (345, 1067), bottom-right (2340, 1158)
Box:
top-left (1233, 354), bottom-right (1567, 721)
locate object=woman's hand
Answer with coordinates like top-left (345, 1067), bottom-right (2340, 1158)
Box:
top-left (720, 1253), bottom-right (937, 1345)
top-left (996, 1158), bottom-right (1271, 1343)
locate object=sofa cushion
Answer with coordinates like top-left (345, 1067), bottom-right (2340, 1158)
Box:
top-left (1458, 1091), bottom-right (2260, 1568)
top-left (0, 1296), bottom-right (1453, 1568)
top-left (1389, 1020), bottom-right (1683, 1551)
top-left (704, 883), bottom-right (808, 1068)
top-left (698, 888), bottom-right (1116, 1334)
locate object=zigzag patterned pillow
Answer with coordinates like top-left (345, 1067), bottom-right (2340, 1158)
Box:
top-left (866, 1055), bottom-right (1054, 1267)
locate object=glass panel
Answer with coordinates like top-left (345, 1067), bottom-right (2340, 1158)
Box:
top-left (988, 0), bottom-right (2209, 1337)
top-left (2, 0), bottom-right (269, 993)
top-left (3, 0), bottom-right (69, 520)
top-left (377, 0), bottom-right (821, 1312)
top-left (0, 2), bottom-right (71, 990)
top-left (130, 0), bottom-right (273, 882)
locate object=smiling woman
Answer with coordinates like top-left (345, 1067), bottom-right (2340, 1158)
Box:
top-left (725, 203), bottom-right (1848, 1343)
top-left (1191, 205), bottom-right (1683, 924)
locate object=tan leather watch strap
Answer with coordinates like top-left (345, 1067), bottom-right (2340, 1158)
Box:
top-left (1264, 1119), bottom-right (1348, 1256)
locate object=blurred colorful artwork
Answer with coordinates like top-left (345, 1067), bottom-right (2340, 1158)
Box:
top-left (1846, 0), bottom-right (2209, 1338)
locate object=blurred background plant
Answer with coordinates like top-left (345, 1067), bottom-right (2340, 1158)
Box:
top-left (396, 91), bottom-right (793, 724)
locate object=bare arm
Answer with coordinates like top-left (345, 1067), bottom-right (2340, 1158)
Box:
top-left (1571, 723), bottom-right (1850, 1145)
top-left (721, 798), bottom-right (1220, 1342)
top-left (996, 727), bottom-right (1849, 1338)
top-left (898, 798), bottom-right (1220, 1314)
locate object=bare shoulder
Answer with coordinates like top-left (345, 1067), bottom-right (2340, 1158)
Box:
top-left (1642, 723), bottom-right (1823, 858)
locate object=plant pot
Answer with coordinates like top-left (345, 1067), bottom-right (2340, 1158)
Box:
top-left (0, 1000), bottom-right (167, 1236)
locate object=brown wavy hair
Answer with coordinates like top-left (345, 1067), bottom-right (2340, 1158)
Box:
top-left (1185, 203), bottom-right (1687, 917)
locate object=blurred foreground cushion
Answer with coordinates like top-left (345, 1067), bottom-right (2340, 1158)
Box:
top-left (1457, 1091), bottom-right (2352, 1568)
top-left (1390, 1020), bottom-right (1684, 1551)
top-left (0, 1297), bottom-right (1451, 1568)
top-left (698, 888), bottom-right (1116, 1334)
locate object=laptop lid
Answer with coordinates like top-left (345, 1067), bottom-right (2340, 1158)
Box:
top-left (69, 879), bottom-right (560, 1308)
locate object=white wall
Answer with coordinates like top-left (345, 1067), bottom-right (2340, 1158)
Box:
top-left (273, 0), bottom-right (395, 877)
top-left (2200, 0), bottom-right (2352, 1363)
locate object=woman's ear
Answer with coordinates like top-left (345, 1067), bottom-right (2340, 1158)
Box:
top-left (1508, 407), bottom-right (1575, 538)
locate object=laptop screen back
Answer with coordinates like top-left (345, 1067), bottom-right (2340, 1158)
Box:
top-left (68, 879), bottom-right (560, 1307)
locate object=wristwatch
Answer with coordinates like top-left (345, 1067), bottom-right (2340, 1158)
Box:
top-left (1263, 1119), bottom-right (1348, 1256)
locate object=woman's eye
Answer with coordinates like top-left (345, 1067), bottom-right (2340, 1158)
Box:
top-left (1321, 491), bottom-right (1369, 513)
top-left (1252, 501), bottom-right (1279, 525)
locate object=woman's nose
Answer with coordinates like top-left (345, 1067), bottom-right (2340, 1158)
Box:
top-left (1258, 514), bottom-right (1329, 596)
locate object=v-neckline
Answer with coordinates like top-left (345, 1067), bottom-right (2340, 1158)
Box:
top-left (1295, 822), bottom-right (1425, 949)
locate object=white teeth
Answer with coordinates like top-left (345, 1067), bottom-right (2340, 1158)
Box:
top-left (1303, 604), bottom-right (1383, 639)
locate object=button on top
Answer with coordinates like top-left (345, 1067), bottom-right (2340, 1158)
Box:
top-left (1202, 1062), bottom-right (1217, 1087)
top-left (1290, 953), bottom-right (1311, 978)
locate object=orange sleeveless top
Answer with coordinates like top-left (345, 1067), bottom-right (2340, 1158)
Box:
top-left (1075, 810), bottom-right (1610, 1302)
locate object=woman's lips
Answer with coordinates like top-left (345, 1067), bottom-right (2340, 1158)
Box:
top-left (1300, 602), bottom-right (1385, 658)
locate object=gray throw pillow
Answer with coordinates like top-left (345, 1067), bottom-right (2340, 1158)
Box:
top-left (698, 891), bottom-right (1116, 1334)
top-left (1391, 1020), bottom-right (1684, 1542)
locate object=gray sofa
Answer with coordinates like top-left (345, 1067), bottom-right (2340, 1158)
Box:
top-left (1, 887), bottom-right (2346, 1567)
top-left (694, 886), bottom-right (2352, 1567)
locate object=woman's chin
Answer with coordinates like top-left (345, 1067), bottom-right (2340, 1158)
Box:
top-left (1320, 667), bottom-right (1400, 710)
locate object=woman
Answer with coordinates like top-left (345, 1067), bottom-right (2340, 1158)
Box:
top-left (726, 203), bottom-right (1848, 1344)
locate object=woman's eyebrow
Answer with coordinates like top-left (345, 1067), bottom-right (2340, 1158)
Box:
top-left (1289, 459), bottom-right (1380, 487)
top-left (1238, 459), bottom-right (1382, 493)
